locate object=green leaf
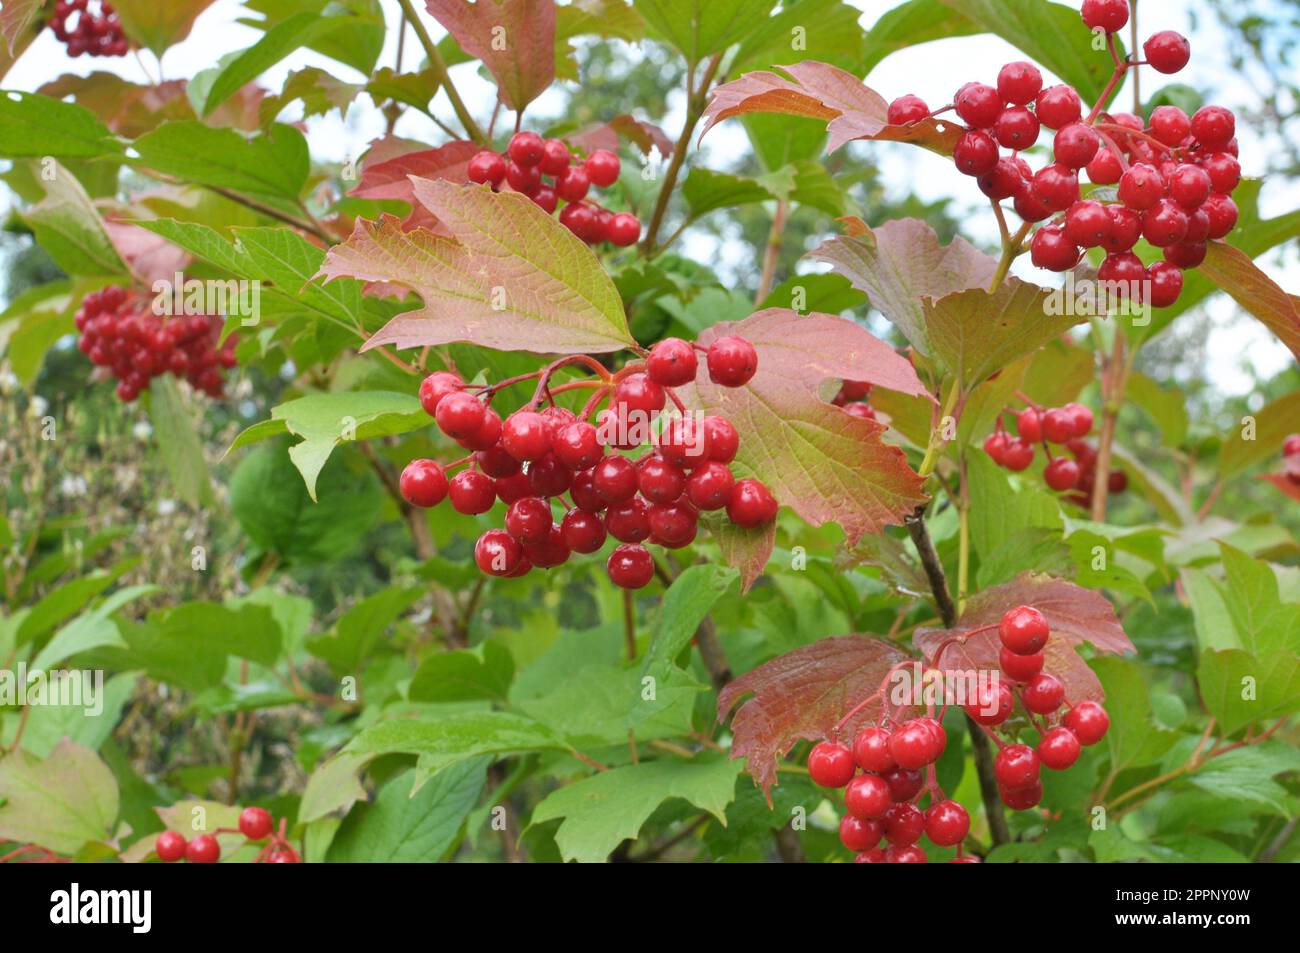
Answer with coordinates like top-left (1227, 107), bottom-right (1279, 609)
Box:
top-left (239, 0), bottom-right (385, 75)
top-left (200, 11), bottom-right (352, 116)
top-left (758, 272), bottom-right (865, 315)
top-left (131, 218), bottom-right (254, 275)
top-left (345, 711), bottom-right (566, 780)
top-left (634, 0), bottom-right (777, 65)
top-left (641, 564), bottom-right (738, 681)
top-left (0, 91), bottom-right (123, 158)
top-left (131, 121), bottom-right (310, 204)
top-left (155, 601), bottom-right (284, 667)
top-left (260, 67), bottom-right (361, 126)
top-left (732, 0), bottom-right (866, 75)
top-left (1179, 567), bottom-right (1237, 651)
top-left (326, 761), bottom-right (488, 862)
top-left (321, 181), bottom-right (635, 355)
top-left (229, 445), bottom-right (382, 565)
top-left (1125, 372), bottom-right (1188, 447)
top-left (241, 390), bottom-right (425, 499)
top-left (682, 167), bottom-right (775, 218)
top-left (530, 757), bottom-right (742, 862)
top-left (145, 375), bottom-right (215, 507)
top-left (936, 0), bottom-right (1121, 103)
top-left (1197, 648), bottom-right (1300, 736)
top-left (1092, 657), bottom-right (1178, 773)
top-left (3, 674), bottom-right (137, 758)
top-left (409, 642), bottom-right (515, 703)
top-left (22, 164), bottom-right (127, 278)
top-left (306, 587), bottom-right (422, 675)
top-left (0, 740), bottom-right (118, 855)
top-left (861, 0), bottom-right (980, 76)
top-left (1218, 389), bottom-right (1300, 479)
top-left (966, 451), bottom-right (1063, 565)
top-left (1184, 744), bottom-right (1300, 813)
top-left (30, 584), bottom-right (157, 671)
top-left (113, 0), bottom-right (217, 57)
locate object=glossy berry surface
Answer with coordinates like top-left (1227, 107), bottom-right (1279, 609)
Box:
top-left (1038, 727), bottom-right (1082, 770)
top-left (185, 834), bottom-right (221, 864)
top-left (845, 773), bottom-right (892, 819)
top-left (238, 807), bottom-right (273, 841)
top-left (999, 605), bottom-right (1050, 654)
top-left (925, 800), bottom-right (971, 846)
top-left (1064, 701), bottom-right (1111, 745)
top-left (808, 741), bottom-right (856, 788)
top-left (706, 336), bottom-right (758, 387)
top-left (994, 743), bottom-right (1041, 789)
top-left (606, 543), bottom-right (654, 589)
top-left (155, 830), bottom-right (187, 862)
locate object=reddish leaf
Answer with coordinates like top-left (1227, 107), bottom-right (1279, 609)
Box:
top-left (569, 115), bottom-right (673, 157)
top-left (425, 0), bottom-right (555, 112)
top-left (1, 0), bottom-right (44, 56)
top-left (702, 61), bottom-right (961, 154)
top-left (680, 309), bottom-right (930, 590)
top-left (318, 180), bottom-right (634, 354)
top-left (104, 220), bottom-right (191, 286)
top-left (717, 636), bottom-right (910, 799)
top-left (39, 74), bottom-right (195, 138)
top-left (1197, 241), bottom-right (1300, 362)
top-left (1261, 473), bottom-right (1300, 502)
top-left (808, 218), bottom-right (997, 356)
top-left (914, 573), bottom-right (1135, 705)
top-left (351, 140), bottom-right (480, 204)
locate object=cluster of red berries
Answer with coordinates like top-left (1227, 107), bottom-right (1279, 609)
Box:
top-left (969, 606), bottom-right (1110, 810)
top-left (1283, 435), bottom-right (1300, 485)
top-left (983, 400), bottom-right (1108, 495)
top-left (831, 380), bottom-right (876, 421)
top-left (74, 288), bottom-right (236, 401)
top-left (399, 335), bottom-right (776, 589)
top-left (468, 132), bottom-right (640, 247)
top-left (886, 0), bottom-right (1240, 309)
top-left (153, 806), bottom-right (300, 864)
top-left (49, 0), bottom-right (127, 57)
top-left (807, 604), bottom-right (1111, 860)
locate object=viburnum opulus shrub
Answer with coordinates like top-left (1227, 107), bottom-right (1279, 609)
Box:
top-left (0, 0), bottom-right (1297, 868)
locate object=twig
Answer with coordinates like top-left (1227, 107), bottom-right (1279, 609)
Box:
top-left (755, 200), bottom-right (789, 303)
top-left (623, 588), bottom-right (637, 660)
top-left (396, 0), bottom-right (486, 144)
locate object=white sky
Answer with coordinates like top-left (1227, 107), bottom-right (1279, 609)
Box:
top-left (4, 0), bottom-right (1294, 393)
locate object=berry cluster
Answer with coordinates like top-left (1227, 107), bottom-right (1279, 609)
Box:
top-left (49, 0), bottom-right (127, 58)
top-left (886, 0), bottom-right (1241, 309)
top-left (468, 133), bottom-right (639, 247)
top-left (74, 287), bottom-right (236, 402)
top-left (400, 335), bottom-right (776, 589)
top-left (831, 379), bottom-right (876, 420)
top-left (1284, 434), bottom-right (1300, 485)
top-left (808, 604), bottom-right (1110, 861)
top-left (154, 806), bottom-right (300, 864)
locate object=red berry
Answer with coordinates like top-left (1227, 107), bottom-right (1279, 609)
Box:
top-left (978, 157), bottom-right (1024, 201)
top-left (558, 202), bottom-right (599, 241)
top-left (882, 767), bottom-right (923, 802)
top-left (505, 160), bottom-right (541, 195)
top-left (706, 335), bottom-right (758, 387)
top-left (984, 431), bottom-right (1010, 463)
top-left (1149, 105), bottom-right (1190, 146)
top-left (686, 461), bottom-right (735, 510)
top-left (399, 459), bottom-right (448, 508)
top-left (419, 371), bottom-right (464, 416)
top-left (1064, 402), bottom-right (1093, 437)
top-left (560, 508), bottom-right (607, 554)
top-left (1039, 407), bottom-right (1075, 444)
top-left (555, 165), bottom-right (591, 203)
top-left (703, 415), bottom-right (739, 463)
top-left (553, 421), bottom-right (603, 471)
top-left (185, 834), bottom-right (221, 864)
top-left (605, 497), bottom-right (651, 543)
top-left (502, 410), bottom-right (553, 461)
top-left (1035, 85), bottom-right (1082, 129)
top-left (614, 373), bottom-right (666, 421)
top-left (852, 726), bottom-right (896, 773)
top-left (444, 470), bottom-right (493, 514)
top-left (999, 605), bottom-right (1050, 654)
top-left (238, 806), bottom-right (273, 840)
top-left (955, 82), bottom-right (1002, 128)
top-left (647, 500), bottom-right (698, 548)
top-left (1284, 434), bottom-right (1300, 457)
top-left (1064, 701), bottom-right (1110, 744)
top-left (885, 844), bottom-right (927, 863)
top-left (993, 106), bottom-right (1039, 149)
top-left (840, 814), bottom-right (884, 852)
top-left (1086, 146), bottom-right (1123, 185)
top-left (887, 718), bottom-right (943, 770)
top-left (1044, 456), bottom-right (1079, 491)
top-left (855, 848), bottom-right (888, 863)
top-left (1118, 162), bottom-right (1165, 211)
top-left (1032, 162), bottom-right (1080, 211)
top-left (1202, 153), bottom-right (1241, 194)
top-left (646, 337), bottom-right (698, 387)
top-left (994, 743), bottom-right (1040, 789)
top-left (1192, 105), bottom-right (1235, 149)
top-left (1101, 205), bottom-right (1143, 253)
top-left (1142, 197), bottom-right (1190, 247)
top-left (605, 212), bottom-right (640, 247)
top-left (524, 524), bottom-right (571, 568)
top-left (845, 773), bottom-right (892, 818)
top-left (526, 452), bottom-right (572, 498)
top-left (887, 94), bottom-right (929, 125)
top-left (806, 738), bottom-right (857, 790)
top-left (1147, 260), bottom-right (1184, 308)
top-left (1000, 780), bottom-right (1044, 810)
top-left (1098, 251), bottom-right (1147, 290)
top-left (531, 186), bottom-right (558, 214)
top-left (501, 499), bottom-right (553, 543)
top-left (467, 150), bottom-right (506, 186)
top-left (585, 149), bottom-right (621, 187)
top-left (1000, 646), bottom-right (1044, 681)
top-left (539, 138), bottom-right (570, 176)
top-left (1063, 200), bottom-right (1111, 248)
top-left (1053, 122), bottom-right (1100, 169)
top-left (1038, 726), bottom-right (1082, 770)
top-left (964, 680), bottom-right (1013, 726)
top-left (507, 131), bottom-right (545, 166)
top-left (1030, 225), bottom-right (1080, 272)
top-left (155, 830), bottom-right (187, 862)
top-left (953, 130), bottom-right (999, 176)
top-left (475, 529), bottom-right (524, 576)
top-left (1144, 30), bottom-right (1191, 74)
top-left (1022, 672), bottom-right (1066, 713)
top-left (1013, 178), bottom-right (1053, 222)
top-left (726, 478), bottom-right (777, 528)
top-left (607, 543), bottom-right (654, 589)
top-left (435, 391), bottom-right (486, 440)
top-left (997, 61), bottom-right (1042, 105)
top-left (657, 415), bottom-right (710, 467)
top-left (1081, 0), bottom-right (1129, 33)
top-left (1202, 192), bottom-right (1238, 238)
top-left (1001, 439), bottom-right (1035, 472)
top-left (883, 802), bottom-right (925, 845)
top-left (476, 445), bottom-right (521, 479)
top-left (593, 454), bottom-right (639, 504)
top-left (925, 800), bottom-right (971, 846)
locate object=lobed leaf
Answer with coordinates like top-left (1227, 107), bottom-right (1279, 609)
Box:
top-left (425, 0), bottom-right (555, 112)
top-left (1196, 242), bottom-right (1300, 363)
